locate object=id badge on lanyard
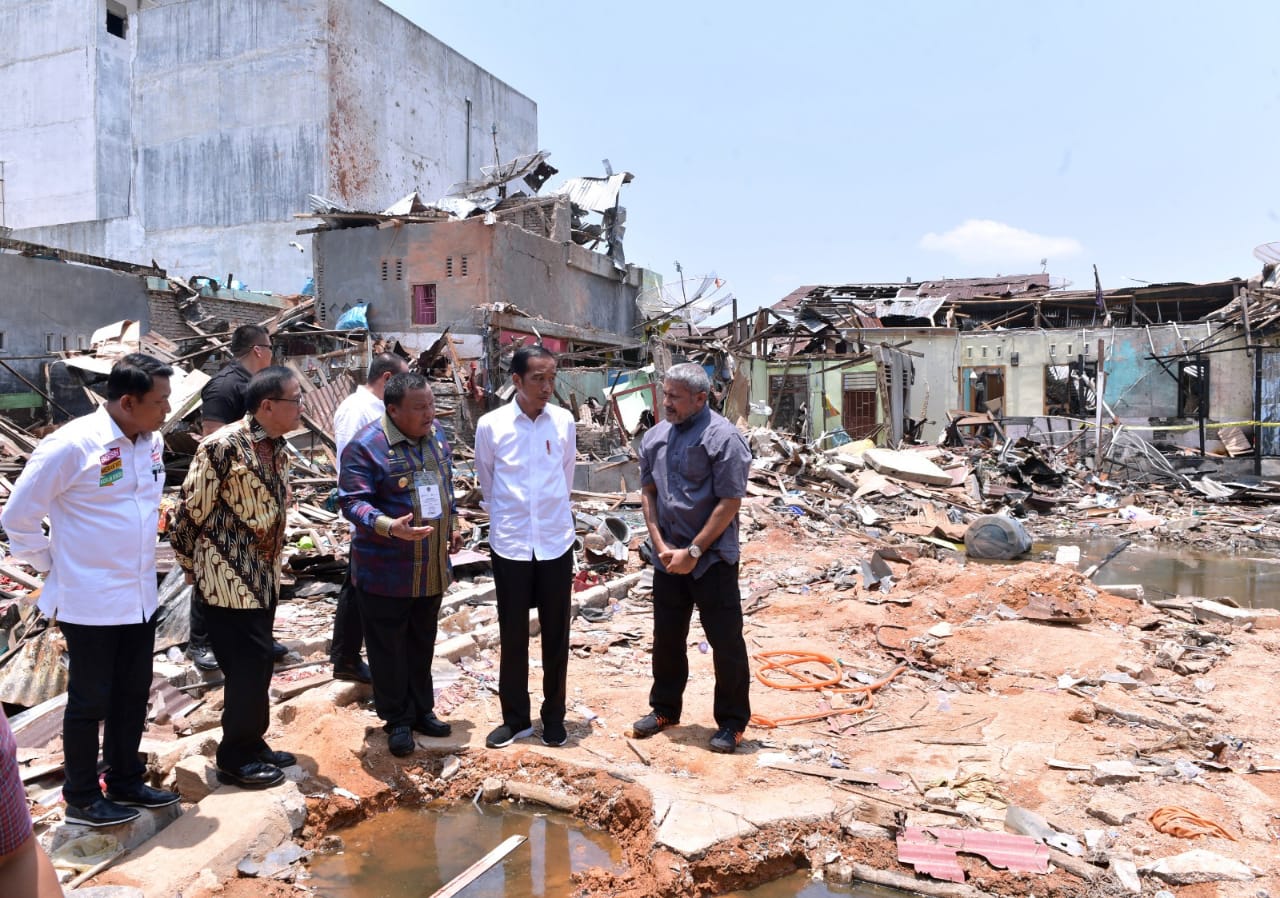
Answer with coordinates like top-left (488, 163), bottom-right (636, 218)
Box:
top-left (415, 470), bottom-right (443, 520)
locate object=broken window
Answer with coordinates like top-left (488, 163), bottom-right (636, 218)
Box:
top-left (768, 374), bottom-right (808, 436)
top-left (1177, 359), bottom-right (1210, 418)
top-left (961, 366), bottom-right (1006, 415)
top-left (841, 371), bottom-right (879, 440)
top-left (1044, 363), bottom-right (1095, 416)
top-left (106, 1), bottom-right (127, 38)
top-left (411, 284), bottom-right (437, 326)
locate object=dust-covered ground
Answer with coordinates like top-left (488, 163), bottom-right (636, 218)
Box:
top-left (131, 506), bottom-right (1279, 898)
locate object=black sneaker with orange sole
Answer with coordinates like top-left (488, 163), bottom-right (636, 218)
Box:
top-left (631, 712), bottom-right (678, 738)
top-left (709, 727), bottom-right (744, 754)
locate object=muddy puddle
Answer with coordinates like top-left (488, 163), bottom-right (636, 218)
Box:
top-left (726, 874), bottom-right (909, 897)
top-left (304, 804), bottom-right (621, 897)
top-left (302, 803), bottom-right (917, 898)
top-left (1045, 537), bottom-right (1280, 609)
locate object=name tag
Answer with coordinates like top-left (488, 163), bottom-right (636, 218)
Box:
top-left (415, 472), bottom-right (443, 520)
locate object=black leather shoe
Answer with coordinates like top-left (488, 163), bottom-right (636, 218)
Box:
top-left (387, 725), bottom-right (415, 757)
top-left (272, 640), bottom-right (289, 661)
top-left (216, 761), bottom-right (285, 789)
top-left (65, 797), bottom-right (140, 827)
top-left (104, 784), bottom-right (181, 808)
top-left (332, 660), bottom-right (372, 683)
top-left (412, 713), bottom-right (451, 738)
top-left (258, 749), bottom-right (297, 768)
top-left (186, 644), bottom-right (219, 671)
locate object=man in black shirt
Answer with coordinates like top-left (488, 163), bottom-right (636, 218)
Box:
top-left (187, 325), bottom-right (282, 669)
top-left (200, 325), bottom-right (274, 436)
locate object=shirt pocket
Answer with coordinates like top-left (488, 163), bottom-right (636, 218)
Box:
top-left (680, 444), bottom-right (711, 483)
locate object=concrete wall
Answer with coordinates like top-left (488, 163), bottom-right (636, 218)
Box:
top-left (0, 0), bottom-right (101, 228)
top-left (314, 217), bottom-right (643, 346)
top-left (5, 0), bottom-right (538, 296)
top-left (0, 252), bottom-right (150, 393)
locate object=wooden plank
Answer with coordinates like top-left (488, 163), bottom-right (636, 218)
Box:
top-left (429, 835), bottom-right (527, 898)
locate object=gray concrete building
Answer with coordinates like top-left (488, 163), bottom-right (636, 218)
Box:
top-left (0, 0), bottom-right (537, 294)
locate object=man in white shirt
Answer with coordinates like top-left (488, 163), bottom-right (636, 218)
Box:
top-left (474, 346), bottom-right (577, 749)
top-left (329, 352), bottom-right (409, 683)
top-left (2, 354), bottom-right (181, 826)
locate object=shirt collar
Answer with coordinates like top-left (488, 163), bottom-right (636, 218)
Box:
top-left (674, 403), bottom-right (710, 431)
top-left (247, 415), bottom-right (283, 447)
top-left (382, 414), bottom-right (429, 447)
top-left (94, 405), bottom-right (130, 445)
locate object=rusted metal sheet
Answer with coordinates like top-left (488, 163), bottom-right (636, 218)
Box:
top-left (0, 626), bottom-right (68, 708)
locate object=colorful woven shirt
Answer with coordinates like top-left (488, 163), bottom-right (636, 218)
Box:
top-left (340, 416), bottom-right (455, 598)
top-left (171, 415), bottom-right (289, 610)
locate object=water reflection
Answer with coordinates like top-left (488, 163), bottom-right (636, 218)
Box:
top-left (1048, 538), bottom-right (1280, 610)
top-left (724, 871), bottom-right (909, 897)
top-left (307, 804), bottom-right (620, 898)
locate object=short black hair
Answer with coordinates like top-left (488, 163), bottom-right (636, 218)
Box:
top-left (384, 372), bottom-right (428, 408)
top-left (107, 353), bottom-right (174, 401)
top-left (510, 345), bottom-right (556, 377)
top-left (231, 324), bottom-right (270, 357)
top-left (367, 352), bottom-right (407, 382)
top-left (246, 366), bottom-right (298, 413)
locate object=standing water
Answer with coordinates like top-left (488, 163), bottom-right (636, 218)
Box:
top-left (306, 804), bottom-right (621, 898)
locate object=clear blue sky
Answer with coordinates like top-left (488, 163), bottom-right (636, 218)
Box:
top-left (386, 1), bottom-right (1280, 320)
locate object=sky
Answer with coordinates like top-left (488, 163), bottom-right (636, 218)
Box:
top-left (385, 1), bottom-right (1280, 322)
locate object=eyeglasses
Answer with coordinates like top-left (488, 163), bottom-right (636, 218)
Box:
top-left (252, 344), bottom-right (274, 352)
top-left (271, 396), bottom-right (303, 404)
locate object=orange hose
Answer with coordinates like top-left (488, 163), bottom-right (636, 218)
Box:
top-left (749, 651), bottom-right (905, 728)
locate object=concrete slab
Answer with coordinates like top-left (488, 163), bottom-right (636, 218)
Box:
top-left (104, 781), bottom-right (304, 897)
top-left (722, 783), bottom-right (841, 828)
top-left (655, 798), bottom-right (757, 857)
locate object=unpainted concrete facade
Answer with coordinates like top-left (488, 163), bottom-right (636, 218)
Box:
top-left (2, 0), bottom-right (537, 294)
top-left (0, 251), bottom-right (151, 395)
top-left (314, 216), bottom-right (646, 353)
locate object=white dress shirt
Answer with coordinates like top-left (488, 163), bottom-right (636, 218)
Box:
top-left (474, 398), bottom-right (576, 561)
top-left (333, 385), bottom-right (385, 477)
top-left (2, 406), bottom-right (164, 625)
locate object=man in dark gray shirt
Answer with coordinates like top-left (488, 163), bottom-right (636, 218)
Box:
top-left (633, 362), bottom-right (753, 754)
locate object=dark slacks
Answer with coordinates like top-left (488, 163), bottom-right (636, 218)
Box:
top-left (355, 585), bottom-right (442, 729)
top-left (202, 603), bottom-right (275, 770)
top-left (59, 617), bottom-right (157, 806)
top-left (189, 598), bottom-right (209, 650)
top-left (649, 561), bottom-right (751, 732)
top-left (328, 566), bottom-right (365, 666)
top-left (490, 548), bottom-right (573, 729)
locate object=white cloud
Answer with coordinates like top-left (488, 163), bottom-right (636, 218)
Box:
top-left (920, 219), bottom-right (1083, 266)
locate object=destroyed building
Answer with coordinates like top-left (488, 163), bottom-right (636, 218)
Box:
top-left (715, 274), bottom-right (1280, 473)
top-left (0, 0), bottom-right (537, 294)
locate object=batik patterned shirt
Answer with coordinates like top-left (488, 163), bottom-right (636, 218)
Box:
top-left (172, 415), bottom-right (289, 610)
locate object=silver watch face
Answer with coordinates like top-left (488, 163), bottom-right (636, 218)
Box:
top-left (689, 544), bottom-right (702, 558)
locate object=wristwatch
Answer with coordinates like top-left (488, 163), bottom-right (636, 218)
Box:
top-left (687, 543), bottom-right (702, 559)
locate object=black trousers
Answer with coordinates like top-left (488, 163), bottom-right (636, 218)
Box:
top-left (490, 548), bottom-right (573, 729)
top-left (202, 603), bottom-right (275, 769)
top-left (189, 598), bottom-right (209, 650)
top-left (328, 565), bottom-right (365, 666)
top-left (59, 617), bottom-right (157, 806)
top-left (355, 585), bottom-right (442, 729)
top-left (649, 561), bottom-right (751, 732)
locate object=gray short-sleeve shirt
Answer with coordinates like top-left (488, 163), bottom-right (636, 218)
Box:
top-left (639, 405), bottom-right (752, 578)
